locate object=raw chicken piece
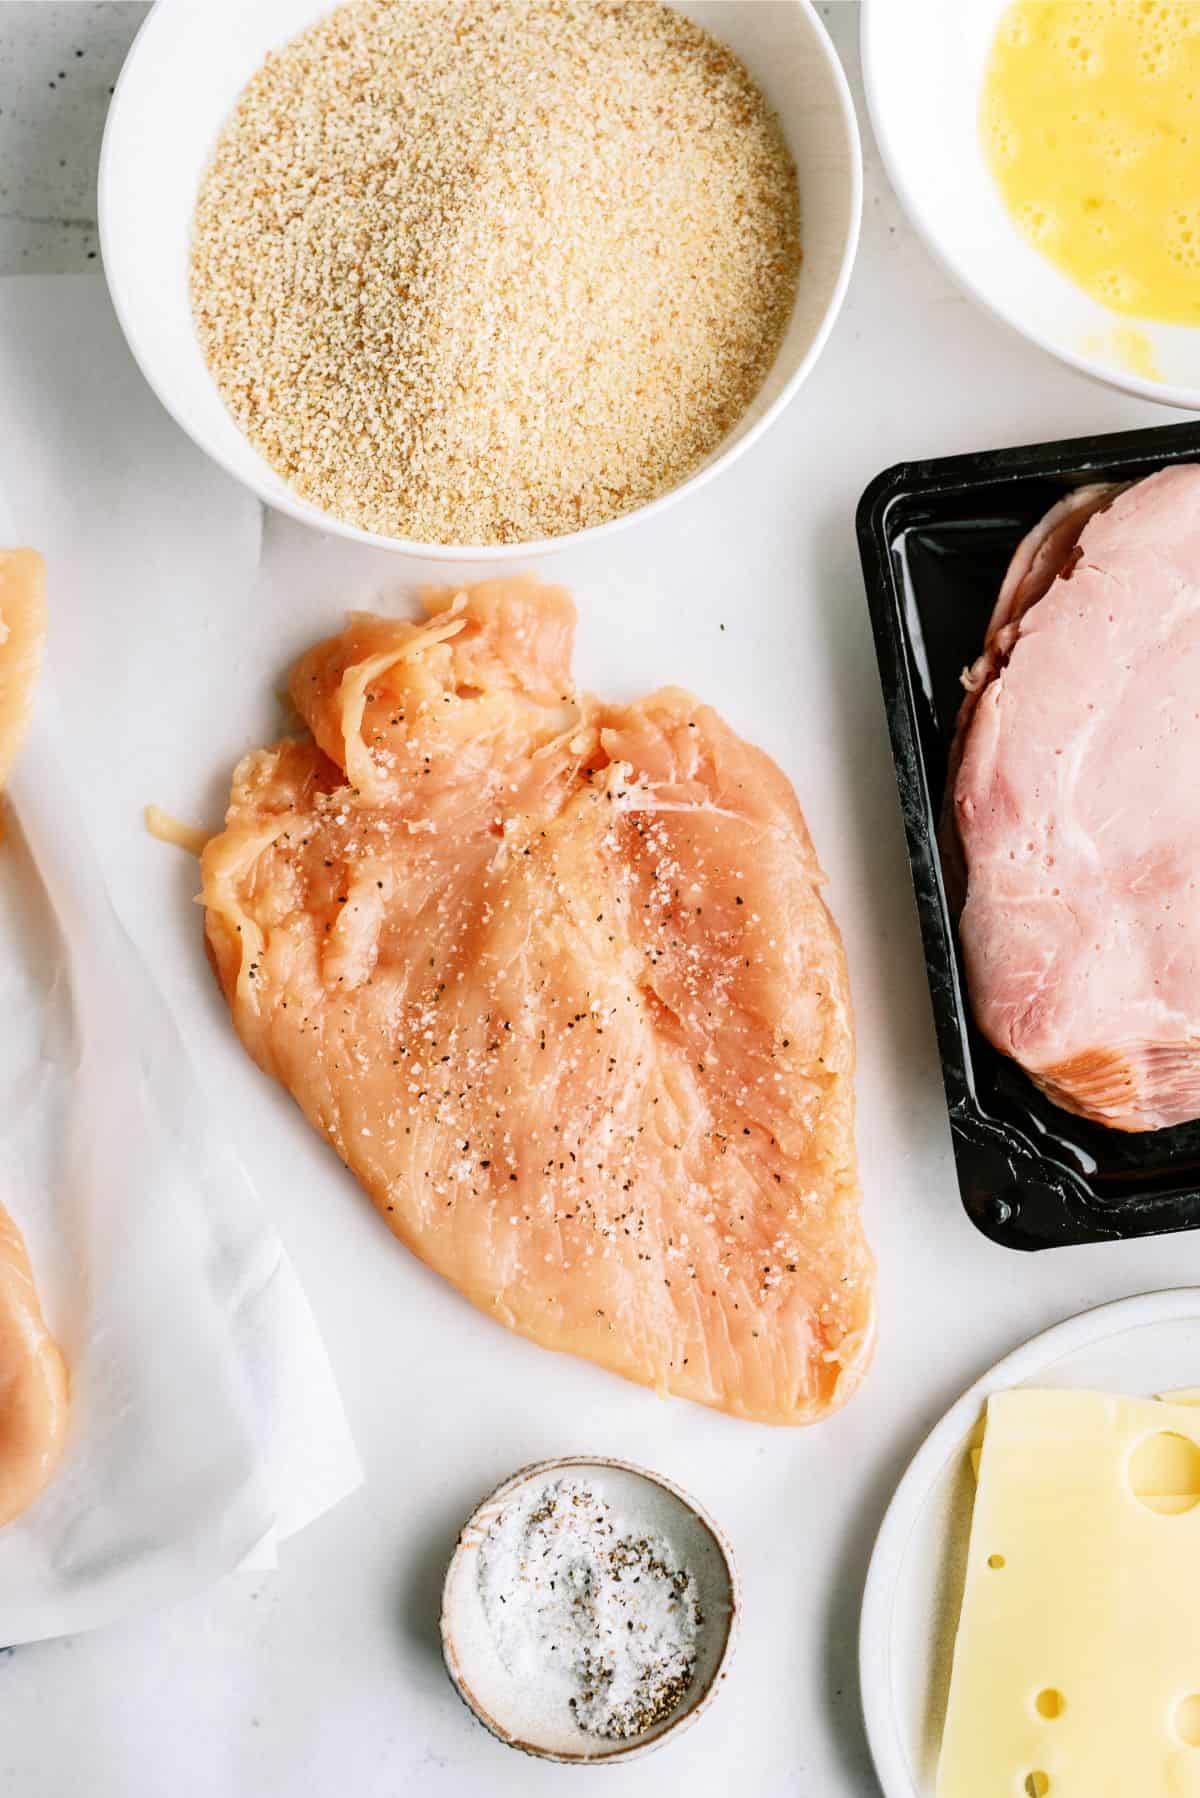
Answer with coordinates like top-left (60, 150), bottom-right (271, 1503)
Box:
top-left (203, 579), bottom-right (874, 1424)
top-left (948, 465), bottom-right (1200, 1130)
top-left (0, 1208), bottom-right (68, 1527)
top-left (0, 548), bottom-right (68, 1522)
top-left (0, 550), bottom-right (47, 785)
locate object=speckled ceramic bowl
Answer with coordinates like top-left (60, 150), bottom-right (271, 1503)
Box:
top-left (439, 1456), bottom-right (739, 1764)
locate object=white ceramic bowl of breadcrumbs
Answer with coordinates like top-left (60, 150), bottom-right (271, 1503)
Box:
top-left (100, 0), bottom-right (861, 559)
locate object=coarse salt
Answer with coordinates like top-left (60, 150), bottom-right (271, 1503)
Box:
top-left (476, 1475), bottom-right (702, 1740)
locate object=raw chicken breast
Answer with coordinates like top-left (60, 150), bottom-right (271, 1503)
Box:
top-left (949, 466), bottom-right (1200, 1131)
top-left (0, 547), bottom-right (69, 1522)
top-left (203, 579), bottom-right (874, 1424)
top-left (0, 1207), bottom-right (68, 1528)
top-left (0, 549), bottom-right (47, 785)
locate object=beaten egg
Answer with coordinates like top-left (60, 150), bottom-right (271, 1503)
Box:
top-left (982, 0), bottom-right (1200, 324)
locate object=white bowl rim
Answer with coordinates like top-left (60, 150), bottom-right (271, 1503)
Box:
top-left (99, 0), bottom-right (863, 562)
top-left (859, 0), bottom-right (1197, 413)
top-left (439, 1453), bottom-right (741, 1765)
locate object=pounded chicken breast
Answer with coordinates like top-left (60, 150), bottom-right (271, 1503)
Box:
top-left (203, 579), bottom-right (874, 1423)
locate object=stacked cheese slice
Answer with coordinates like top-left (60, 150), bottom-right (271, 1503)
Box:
top-left (939, 1387), bottom-right (1200, 1797)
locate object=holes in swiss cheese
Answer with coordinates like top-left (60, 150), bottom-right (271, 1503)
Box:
top-left (1035, 1688), bottom-right (1065, 1720)
top-left (1129, 1431), bottom-right (1200, 1514)
top-left (1024, 1774), bottom-right (1050, 1797)
top-left (1175, 1694), bottom-right (1200, 1747)
top-left (987, 1553), bottom-right (1006, 1569)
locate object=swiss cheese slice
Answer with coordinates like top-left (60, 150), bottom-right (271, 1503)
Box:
top-left (937, 1388), bottom-right (1200, 1798)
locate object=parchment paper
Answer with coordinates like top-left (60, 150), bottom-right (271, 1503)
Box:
top-left (0, 277), bottom-right (361, 1643)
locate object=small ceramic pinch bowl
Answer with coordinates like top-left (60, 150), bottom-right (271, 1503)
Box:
top-left (99, 0), bottom-right (861, 561)
top-left (440, 1456), bottom-right (739, 1764)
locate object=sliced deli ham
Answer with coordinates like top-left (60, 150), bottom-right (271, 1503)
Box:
top-left (948, 465), bottom-right (1200, 1132)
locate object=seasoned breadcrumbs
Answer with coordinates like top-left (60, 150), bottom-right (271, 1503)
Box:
top-left (190, 0), bottom-right (801, 545)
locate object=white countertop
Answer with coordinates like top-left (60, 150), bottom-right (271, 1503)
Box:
top-left (2, 5), bottom-right (1199, 1798)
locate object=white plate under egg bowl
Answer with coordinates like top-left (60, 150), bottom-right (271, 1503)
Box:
top-left (862, 0), bottom-right (1200, 411)
top-left (99, 0), bottom-right (861, 562)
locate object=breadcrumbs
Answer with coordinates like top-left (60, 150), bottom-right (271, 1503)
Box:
top-left (191, 0), bottom-right (802, 546)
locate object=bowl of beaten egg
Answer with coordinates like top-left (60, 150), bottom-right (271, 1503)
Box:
top-left (864, 0), bottom-right (1200, 408)
top-left (99, 0), bottom-right (861, 560)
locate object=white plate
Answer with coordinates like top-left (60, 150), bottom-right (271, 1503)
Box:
top-left (861, 0), bottom-right (1200, 411)
top-left (859, 1288), bottom-right (1200, 1798)
top-left (98, 0), bottom-right (860, 561)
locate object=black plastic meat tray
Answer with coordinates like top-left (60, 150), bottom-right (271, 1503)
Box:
top-left (859, 419), bottom-right (1200, 1251)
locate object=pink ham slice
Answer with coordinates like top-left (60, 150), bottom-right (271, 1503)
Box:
top-left (948, 464), bottom-right (1200, 1132)
top-left (940, 483), bottom-right (1123, 912)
